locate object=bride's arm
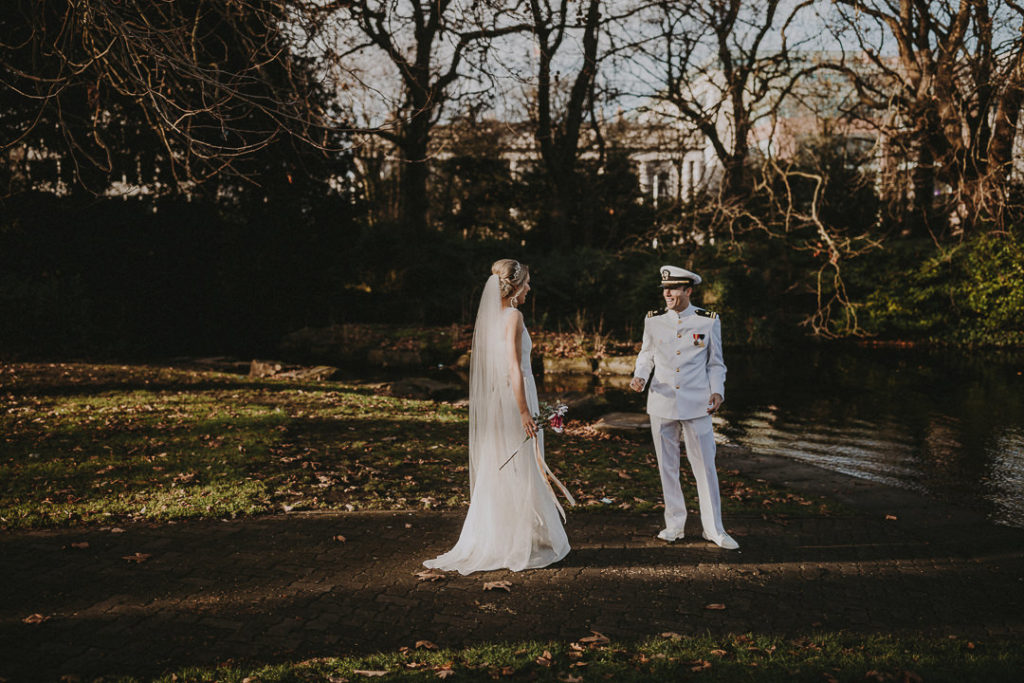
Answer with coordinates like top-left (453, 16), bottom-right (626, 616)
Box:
top-left (505, 310), bottom-right (537, 439)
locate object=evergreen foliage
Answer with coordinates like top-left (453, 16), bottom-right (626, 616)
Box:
top-left (862, 227), bottom-right (1024, 347)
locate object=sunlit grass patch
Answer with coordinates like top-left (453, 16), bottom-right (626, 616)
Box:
top-left (1, 362), bottom-right (837, 530)
top-left (545, 426), bottom-right (835, 518)
top-left (4, 479), bottom-right (271, 527)
top-left (140, 632), bottom-right (1024, 681)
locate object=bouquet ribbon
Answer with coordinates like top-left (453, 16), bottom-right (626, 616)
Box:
top-left (533, 436), bottom-right (576, 521)
top-left (496, 431), bottom-right (576, 520)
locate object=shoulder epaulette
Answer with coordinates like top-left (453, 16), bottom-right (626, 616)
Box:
top-left (646, 309), bottom-right (662, 318)
top-left (695, 309), bottom-right (719, 319)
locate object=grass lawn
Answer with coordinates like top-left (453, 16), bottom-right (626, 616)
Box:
top-left (113, 633), bottom-right (1023, 682)
top-left (1, 362), bottom-right (831, 529)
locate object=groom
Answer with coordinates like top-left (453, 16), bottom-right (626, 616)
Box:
top-left (629, 265), bottom-right (739, 550)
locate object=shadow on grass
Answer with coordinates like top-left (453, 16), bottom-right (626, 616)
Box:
top-left (2, 376), bottom-right (392, 400)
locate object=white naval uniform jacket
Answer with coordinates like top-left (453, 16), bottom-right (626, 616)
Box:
top-left (633, 305), bottom-right (727, 421)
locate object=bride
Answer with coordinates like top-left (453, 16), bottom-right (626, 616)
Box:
top-left (424, 259), bottom-right (571, 574)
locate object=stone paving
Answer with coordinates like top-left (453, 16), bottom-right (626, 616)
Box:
top-left (2, 447), bottom-right (1023, 681)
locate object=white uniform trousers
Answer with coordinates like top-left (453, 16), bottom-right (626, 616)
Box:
top-left (650, 414), bottom-right (726, 538)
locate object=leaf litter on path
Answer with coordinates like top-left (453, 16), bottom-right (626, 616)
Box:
top-left (122, 552), bottom-right (151, 563)
top-left (578, 630), bottom-right (610, 646)
top-left (483, 580), bottom-right (512, 592)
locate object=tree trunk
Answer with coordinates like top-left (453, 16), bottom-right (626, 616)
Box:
top-left (722, 153), bottom-right (748, 200)
top-left (908, 139), bottom-right (937, 238)
top-left (980, 58), bottom-right (1024, 230)
top-left (400, 116), bottom-right (432, 235)
top-left (548, 160), bottom-right (579, 245)
top-left (989, 57), bottom-right (1024, 182)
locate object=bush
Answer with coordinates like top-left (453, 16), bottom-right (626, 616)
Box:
top-left (860, 227), bottom-right (1024, 346)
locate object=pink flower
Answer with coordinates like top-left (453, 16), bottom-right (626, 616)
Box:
top-left (499, 401), bottom-right (569, 470)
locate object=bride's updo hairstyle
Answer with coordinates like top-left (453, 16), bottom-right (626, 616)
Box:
top-left (492, 258), bottom-right (529, 301)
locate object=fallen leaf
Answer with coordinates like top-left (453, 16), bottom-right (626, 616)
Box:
top-left (415, 640), bottom-right (439, 650)
top-left (536, 650), bottom-right (553, 667)
top-left (691, 659), bottom-right (712, 671)
top-left (22, 613), bottom-right (49, 624)
top-left (705, 603), bottom-right (726, 610)
top-left (69, 542), bottom-right (90, 550)
top-left (416, 570), bottom-right (444, 582)
top-left (436, 668), bottom-right (455, 679)
top-left (560, 675), bottom-right (583, 683)
top-left (660, 631), bottom-right (683, 641)
top-left (710, 648), bottom-right (728, 656)
top-left (483, 580), bottom-right (512, 592)
top-left (333, 535), bottom-right (347, 543)
top-left (122, 553), bottom-right (151, 563)
top-left (885, 514), bottom-right (898, 521)
top-left (578, 630), bottom-right (610, 645)
top-left (110, 527), bottom-right (125, 533)
top-left (352, 671), bottom-right (388, 677)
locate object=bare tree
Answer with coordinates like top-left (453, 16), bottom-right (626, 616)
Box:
top-left (828, 0), bottom-right (1024, 235)
top-left (299, 1), bottom-right (529, 234)
top-left (523, 0), bottom-right (603, 243)
top-left (615, 0), bottom-right (888, 337)
top-left (1, 0), bottom-right (332, 193)
top-left (628, 0), bottom-right (817, 202)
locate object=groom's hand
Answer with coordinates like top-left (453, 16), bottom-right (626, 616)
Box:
top-left (707, 393), bottom-right (723, 413)
top-left (629, 377), bottom-right (646, 392)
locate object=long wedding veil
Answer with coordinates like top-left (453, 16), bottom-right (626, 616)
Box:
top-left (425, 272), bottom-right (571, 573)
top-left (467, 274), bottom-right (506, 496)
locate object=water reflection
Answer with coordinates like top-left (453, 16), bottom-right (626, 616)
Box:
top-left (985, 428), bottom-right (1024, 527)
top-left (544, 347), bottom-right (1024, 529)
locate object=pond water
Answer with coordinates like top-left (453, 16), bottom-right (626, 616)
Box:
top-left (542, 347), bottom-right (1024, 529)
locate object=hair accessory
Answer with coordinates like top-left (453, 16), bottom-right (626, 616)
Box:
top-left (512, 261), bottom-right (522, 280)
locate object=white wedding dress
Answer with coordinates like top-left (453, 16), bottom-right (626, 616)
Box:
top-left (424, 276), bottom-right (570, 574)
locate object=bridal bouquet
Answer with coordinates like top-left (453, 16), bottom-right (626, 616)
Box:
top-left (499, 401), bottom-right (568, 470)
